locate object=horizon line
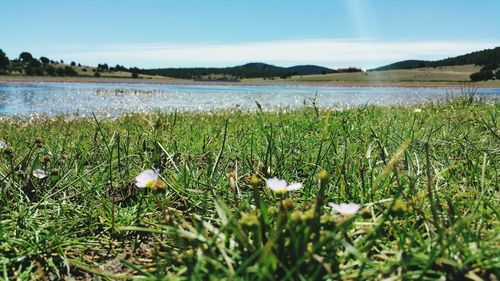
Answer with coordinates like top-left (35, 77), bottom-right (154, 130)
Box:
top-left (3, 39), bottom-right (499, 69)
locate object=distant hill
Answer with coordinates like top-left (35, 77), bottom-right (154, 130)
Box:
top-left (286, 65), bottom-right (335, 75)
top-left (371, 46), bottom-right (500, 71)
top-left (140, 63), bottom-right (337, 80)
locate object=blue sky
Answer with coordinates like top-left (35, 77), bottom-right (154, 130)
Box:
top-left (1, 0), bottom-right (499, 69)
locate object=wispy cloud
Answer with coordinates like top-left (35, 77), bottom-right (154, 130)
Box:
top-left (55, 39), bottom-right (498, 69)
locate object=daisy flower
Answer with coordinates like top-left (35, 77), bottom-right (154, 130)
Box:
top-left (33, 169), bottom-right (47, 179)
top-left (0, 140), bottom-right (6, 148)
top-left (265, 177), bottom-right (303, 194)
top-left (135, 169), bottom-right (166, 190)
top-left (329, 203), bottom-right (361, 215)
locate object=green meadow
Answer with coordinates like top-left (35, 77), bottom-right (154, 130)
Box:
top-left (0, 96), bottom-right (499, 280)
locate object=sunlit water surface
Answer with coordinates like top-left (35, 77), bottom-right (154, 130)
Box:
top-left (0, 82), bottom-right (499, 117)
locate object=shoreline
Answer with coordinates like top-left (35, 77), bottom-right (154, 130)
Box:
top-left (1, 76), bottom-right (499, 89)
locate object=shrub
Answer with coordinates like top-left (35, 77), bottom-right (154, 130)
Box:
top-left (24, 66), bottom-right (35, 75)
top-left (496, 70), bottom-right (500, 80)
top-left (19, 52), bottom-right (33, 63)
top-left (470, 70), bottom-right (494, 82)
top-left (28, 59), bottom-right (42, 68)
top-left (56, 67), bottom-right (65, 76)
top-left (94, 72), bottom-right (101, 77)
top-left (0, 48), bottom-right (10, 70)
top-left (97, 63), bottom-right (109, 72)
top-left (45, 65), bottom-right (56, 76)
top-left (40, 57), bottom-right (50, 65)
top-left (64, 66), bottom-right (78, 76)
top-left (481, 63), bottom-right (498, 71)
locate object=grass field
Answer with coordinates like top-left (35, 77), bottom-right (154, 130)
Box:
top-left (244, 65), bottom-right (500, 87)
top-left (0, 96), bottom-right (499, 279)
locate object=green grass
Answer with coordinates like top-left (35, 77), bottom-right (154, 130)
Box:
top-left (0, 97), bottom-right (499, 280)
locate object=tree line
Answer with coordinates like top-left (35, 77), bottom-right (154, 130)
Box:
top-left (139, 63), bottom-right (339, 80)
top-left (0, 50), bottom-right (340, 80)
top-left (0, 50), bottom-right (78, 76)
top-left (0, 49), bottom-right (141, 78)
top-left (370, 46), bottom-right (500, 82)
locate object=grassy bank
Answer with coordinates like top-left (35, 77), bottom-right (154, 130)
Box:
top-left (0, 98), bottom-right (499, 280)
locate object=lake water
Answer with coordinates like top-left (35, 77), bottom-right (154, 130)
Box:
top-left (0, 82), bottom-right (499, 117)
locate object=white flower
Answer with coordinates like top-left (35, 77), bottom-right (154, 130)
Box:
top-left (135, 169), bottom-right (159, 188)
top-left (0, 140), bottom-right (6, 148)
top-left (265, 177), bottom-right (303, 194)
top-left (135, 169), bottom-right (166, 190)
top-left (329, 203), bottom-right (361, 215)
top-left (33, 169), bottom-right (47, 179)
top-left (414, 108), bottom-right (422, 113)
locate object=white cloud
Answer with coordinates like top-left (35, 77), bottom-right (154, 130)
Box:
top-left (55, 39), bottom-right (498, 69)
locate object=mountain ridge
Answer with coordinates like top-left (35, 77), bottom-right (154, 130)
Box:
top-left (140, 62), bottom-right (338, 80)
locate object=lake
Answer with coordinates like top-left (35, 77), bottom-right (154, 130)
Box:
top-left (0, 82), bottom-right (499, 117)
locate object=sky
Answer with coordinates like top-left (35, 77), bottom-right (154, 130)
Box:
top-left (1, 0), bottom-right (499, 69)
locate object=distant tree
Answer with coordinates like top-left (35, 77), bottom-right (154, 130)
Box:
top-left (94, 72), bottom-right (101, 77)
top-left (21, 58), bottom-right (43, 76)
top-left (45, 65), bottom-right (56, 76)
top-left (40, 56), bottom-right (50, 65)
top-left (470, 72), bottom-right (482, 82)
top-left (56, 67), bottom-right (65, 76)
top-left (27, 64), bottom-right (46, 75)
top-left (481, 63), bottom-right (498, 72)
top-left (496, 70), bottom-right (500, 80)
top-left (19, 52), bottom-right (33, 63)
top-left (0, 48), bottom-right (10, 70)
top-left (34, 66), bottom-right (44, 76)
top-left (70, 61), bottom-right (76, 66)
top-left (97, 63), bottom-right (109, 72)
top-left (8, 60), bottom-right (23, 73)
top-left (64, 66), bottom-right (78, 76)
top-left (130, 67), bottom-right (139, 78)
top-left (470, 70), bottom-right (494, 82)
top-left (60, 59), bottom-right (64, 64)
top-left (25, 66), bottom-right (35, 76)
top-left (113, 64), bottom-right (128, 72)
top-left (28, 59), bottom-right (42, 68)
top-left (78, 63), bottom-right (81, 67)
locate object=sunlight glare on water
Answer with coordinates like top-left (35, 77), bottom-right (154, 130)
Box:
top-left (0, 82), bottom-right (499, 117)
